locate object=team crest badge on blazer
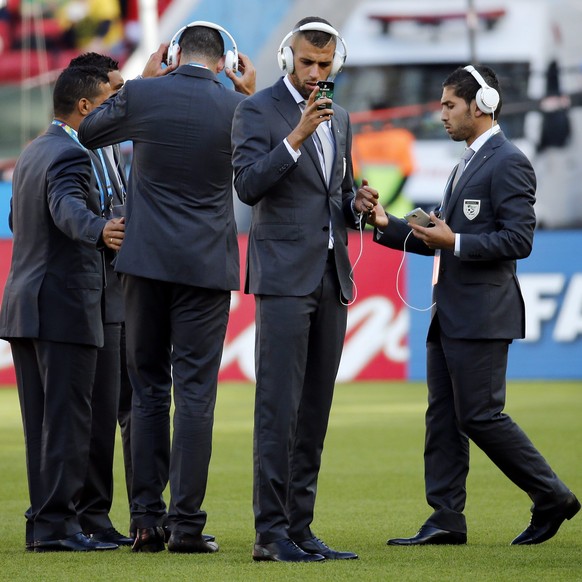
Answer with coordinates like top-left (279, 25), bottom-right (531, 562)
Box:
top-left (463, 199), bottom-right (481, 220)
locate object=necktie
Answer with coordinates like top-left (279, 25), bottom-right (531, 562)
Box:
top-left (299, 101), bottom-right (334, 184)
top-left (451, 147), bottom-right (475, 191)
top-left (313, 122), bottom-right (335, 185)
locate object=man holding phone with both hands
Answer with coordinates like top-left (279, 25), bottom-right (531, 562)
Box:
top-left (232, 16), bottom-right (378, 563)
top-left (367, 64), bottom-right (578, 547)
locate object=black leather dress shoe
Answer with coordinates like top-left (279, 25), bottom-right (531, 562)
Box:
top-left (34, 532), bottom-right (118, 552)
top-left (132, 527), bottom-right (166, 553)
top-left (162, 524), bottom-right (215, 544)
top-left (167, 531), bottom-right (219, 553)
top-left (295, 536), bottom-right (358, 560)
top-left (90, 527), bottom-right (134, 547)
top-left (252, 538), bottom-right (325, 562)
top-left (388, 525), bottom-right (467, 546)
top-left (511, 493), bottom-right (581, 545)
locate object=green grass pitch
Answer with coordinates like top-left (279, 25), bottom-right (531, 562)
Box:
top-left (0, 381), bottom-right (580, 581)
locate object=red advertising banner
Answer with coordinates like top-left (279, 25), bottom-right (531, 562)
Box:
top-left (0, 240), bottom-right (14, 385)
top-left (0, 233), bottom-right (407, 386)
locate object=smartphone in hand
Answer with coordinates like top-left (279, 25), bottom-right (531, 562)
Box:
top-left (316, 81), bottom-right (334, 110)
top-left (404, 207), bottom-right (432, 227)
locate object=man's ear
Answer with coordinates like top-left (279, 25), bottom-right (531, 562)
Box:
top-left (471, 99), bottom-right (484, 118)
top-left (78, 97), bottom-right (92, 117)
top-left (216, 54), bottom-right (226, 73)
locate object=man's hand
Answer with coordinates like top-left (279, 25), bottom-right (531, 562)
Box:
top-left (102, 217), bottom-right (125, 251)
top-left (410, 211), bottom-right (455, 250)
top-left (226, 52), bottom-right (256, 95)
top-left (142, 43), bottom-right (176, 78)
top-left (355, 178), bottom-right (379, 214)
top-left (286, 85), bottom-right (333, 151)
top-left (366, 200), bottom-right (389, 230)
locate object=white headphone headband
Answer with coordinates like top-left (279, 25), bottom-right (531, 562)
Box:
top-left (464, 65), bottom-right (488, 89)
top-left (168, 20), bottom-right (238, 71)
top-left (279, 22), bottom-right (342, 46)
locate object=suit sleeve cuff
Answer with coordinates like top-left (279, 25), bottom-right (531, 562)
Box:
top-left (454, 233), bottom-right (461, 256)
top-left (283, 138), bottom-right (301, 162)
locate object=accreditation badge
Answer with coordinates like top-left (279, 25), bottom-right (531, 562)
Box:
top-left (463, 199), bottom-right (481, 220)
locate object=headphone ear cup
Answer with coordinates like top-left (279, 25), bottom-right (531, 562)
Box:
top-left (330, 51), bottom-right (345, 77)
top-left (167, 43), bottom-right (178, 66)
top-left (278, 46), bottom-right (294, 74)
top-left (225, 50), bottom-right (237, 72)
top-left (476, 86), bottom-right (499, 113)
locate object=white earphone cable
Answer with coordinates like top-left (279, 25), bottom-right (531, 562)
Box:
top-left (395, 230), bottom-right (436, 312)
top-left (340, 216), bottom-right (365, 307)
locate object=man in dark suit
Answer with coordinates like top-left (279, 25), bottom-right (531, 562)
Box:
top-left (0, 66), bottom-right (125, 552)
top-left (79, 23), bottom-right (256, 553)
top-left (368, 65), bottom-right (579, 546)
top-left (231, 16), bottom-right (378, 562)
top-left (67, 53), bottom-right (133, 547)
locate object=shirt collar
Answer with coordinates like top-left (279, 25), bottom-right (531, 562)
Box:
top-left (470, 123), bottom-right (501, 154)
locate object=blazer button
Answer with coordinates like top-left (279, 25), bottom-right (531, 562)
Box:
top-left (322, 226), bottom-right (329, 232)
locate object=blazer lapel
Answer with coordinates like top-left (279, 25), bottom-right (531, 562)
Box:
top-left (327, 116), bottom-right (341, 191)
top-left (445, 132), bottom-right (504, 219)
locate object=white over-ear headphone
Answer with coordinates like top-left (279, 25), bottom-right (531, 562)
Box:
top-left (167, 20), bottom-right (238, 72)
top-left (464, 65), bottom-right (499, 114)
top-left (277, 22), bottom-right (347, 79)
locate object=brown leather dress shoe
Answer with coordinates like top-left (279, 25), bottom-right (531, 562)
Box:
top-left (294, 536), bottom-right (358, 560)
top-left (252, 538), bottom-right (324, 562)
top-left (511, 493), bottom-right (580, 545)
top-left (388, 525), bottom-right (467, 546)
top-left (131, 527), bottom-right (166, 553)
top-left (167, 531), bottom-right (219, 553)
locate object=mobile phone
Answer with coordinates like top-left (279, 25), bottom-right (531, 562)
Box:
top-left (404, 207), bottom-right (432, 227)
top-left (316, 81), bottom-right (334, 110)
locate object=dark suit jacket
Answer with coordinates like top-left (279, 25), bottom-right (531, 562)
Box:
top-left (231, 77), bottom-right (359, 300)
top-left (0, 124), bottom-right (107, 346)
top-left (79, 65), bottom-right (243, 291)
top-left (376, 131), bottom-right (536, 340)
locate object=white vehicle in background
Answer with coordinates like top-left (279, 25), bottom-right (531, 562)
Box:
top-left (336, 0), bottom-right (582, 228)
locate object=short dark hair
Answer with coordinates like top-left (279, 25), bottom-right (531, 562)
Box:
top-left (53, 66), bottom-right (110, 118)
top-left (443, 65), bottom-right (503, 117)
top-left (293, 16), bottom-right (337, 50)
top-left (68, 52), bottom-right (120, 73)
top-left (179, 25), bottom-right (224, 62)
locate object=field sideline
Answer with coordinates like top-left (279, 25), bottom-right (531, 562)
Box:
top-left (0, 381), bottom-right (580, 581)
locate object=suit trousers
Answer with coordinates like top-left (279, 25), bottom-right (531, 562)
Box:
top-left (78, 322), bottom-right (121, 533)
top-left (11, 338), bottom-right (97, 542)
top-left (122, 274), bottom-right (230, 534)
top-left (253, 255), bottom-right (347, 544)
top-left (424, 315), bottom-right (572, 533)
top-left (117, 323), bottom-right (133, 511)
